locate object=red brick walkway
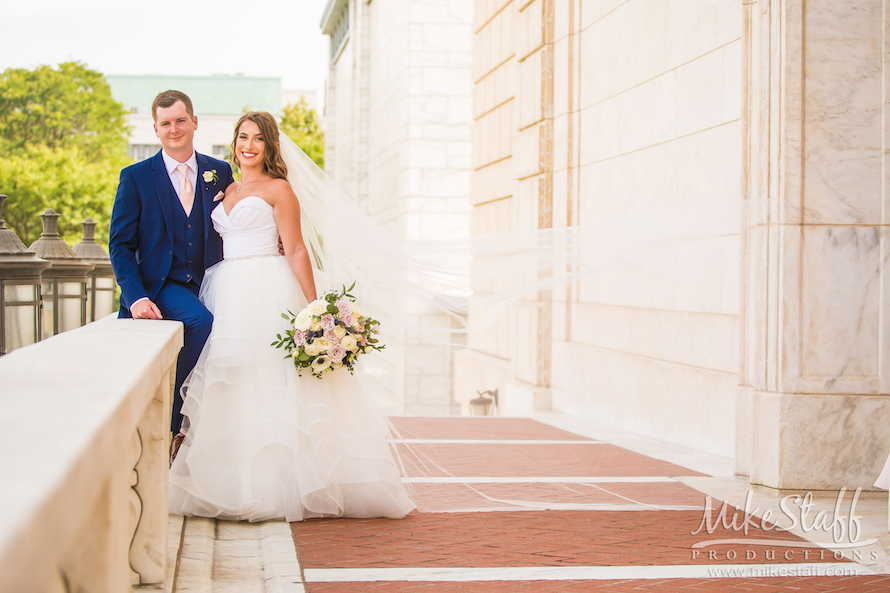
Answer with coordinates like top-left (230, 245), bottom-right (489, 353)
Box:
top-left (291, 416), bottom-right (890, 591)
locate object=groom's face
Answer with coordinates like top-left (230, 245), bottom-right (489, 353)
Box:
top-left (154, 101), bottom-right (198, 155)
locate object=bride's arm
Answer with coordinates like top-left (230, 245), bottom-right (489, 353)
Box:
top-left (268, 179), bottom-right (317, 303)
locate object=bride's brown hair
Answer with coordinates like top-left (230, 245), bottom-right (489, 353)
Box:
top-left (231, 111), bottom-right (289, 180)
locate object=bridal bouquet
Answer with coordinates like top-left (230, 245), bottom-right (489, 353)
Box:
top-left (272, 283), bottom-right (384, 378)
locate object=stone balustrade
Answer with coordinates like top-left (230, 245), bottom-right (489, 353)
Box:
top-left (0, 315), bottom-right (181, 592)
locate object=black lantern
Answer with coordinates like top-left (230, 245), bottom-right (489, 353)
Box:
top-left (29, 209), bottom-right (94, 338)
top-left (72, 218), bottom-right (118, 322)
top-left (0, 196), bottom-right (52, 355)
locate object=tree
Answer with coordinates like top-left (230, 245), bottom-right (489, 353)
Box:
top-left (0, 145), bottom-right (122, 246)
top-left (0, 62), bottom-right (130, 246)
top-left (279, 98), bottom-right (325, 170)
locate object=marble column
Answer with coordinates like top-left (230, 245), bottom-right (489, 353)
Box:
top-left (737, 0), bottom-right (890, 490)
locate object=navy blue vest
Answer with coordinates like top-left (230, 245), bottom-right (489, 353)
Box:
top-left (168, 182), bottom-right (205, 287)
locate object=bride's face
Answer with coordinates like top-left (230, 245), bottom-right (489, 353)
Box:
top-left (235, 120), bottom-right (265, 170)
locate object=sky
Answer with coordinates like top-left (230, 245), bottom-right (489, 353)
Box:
top-left (0, 0), bottom-right (330, 102)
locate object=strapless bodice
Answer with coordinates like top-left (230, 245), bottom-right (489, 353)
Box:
top-left (212, 196), bottom-right (279, 259)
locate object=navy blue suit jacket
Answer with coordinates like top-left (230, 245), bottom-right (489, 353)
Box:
top-left (109, 150), bottom-right (234, 316)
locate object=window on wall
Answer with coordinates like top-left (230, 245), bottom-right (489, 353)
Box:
top-left (128, 144), bottom-right (161, 162)
top-left (330, 3), bottom-right (349, 61)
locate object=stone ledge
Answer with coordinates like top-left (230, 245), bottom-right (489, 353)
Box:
top-left (0, 317), bottom-right (182, 592)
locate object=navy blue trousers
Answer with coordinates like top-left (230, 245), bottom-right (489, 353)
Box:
top-left (154, 281), bottom-right (212, 434)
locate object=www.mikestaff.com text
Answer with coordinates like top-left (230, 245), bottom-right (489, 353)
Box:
top-left (706, 565), bottom-right (862, 578)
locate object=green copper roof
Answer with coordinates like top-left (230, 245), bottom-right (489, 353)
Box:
top-left (106, 74), bottom-right (282, 116)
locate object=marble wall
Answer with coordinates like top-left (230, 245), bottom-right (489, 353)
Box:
top-left (322, 0), bottom-right (889, 490)
top-left (737, 0), bottom-right (890, 489)
top-left (323, 0), bottom-right (474, 414)
top-left (459, 0), bottom-right (743, 458)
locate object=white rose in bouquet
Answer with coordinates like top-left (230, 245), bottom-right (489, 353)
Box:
top-left (308, 299), bottom-right (328, 316)
top-left (295, 310), bottom-right (313, 331)
top-left (315, 337), bottom-right (332, 353)
top-left (341, 334), bottom-right (358, 352)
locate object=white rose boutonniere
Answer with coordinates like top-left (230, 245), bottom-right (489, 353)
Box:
top-left (203, 169), bottom-right (219, 184)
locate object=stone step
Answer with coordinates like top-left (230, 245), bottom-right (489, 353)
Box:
top-left (166, 515), bottom-right (304, 592)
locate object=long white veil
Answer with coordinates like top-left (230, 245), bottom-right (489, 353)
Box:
top-left (278, 131), bottom-right (740, 346)
top-left (278, 132), bottom-right (744, 510)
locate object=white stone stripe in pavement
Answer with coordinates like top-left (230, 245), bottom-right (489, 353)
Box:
top-left (395, 439), bottom-right (602, 445)
top-left (303, 563), bottom-right (876, 582)
top-left (405, 476), bottom-right (679, 484)
top-left (427, 504), bottom-right (704, 512)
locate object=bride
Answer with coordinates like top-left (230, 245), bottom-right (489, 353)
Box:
top-left (168, 111), bottom-right (415, 522)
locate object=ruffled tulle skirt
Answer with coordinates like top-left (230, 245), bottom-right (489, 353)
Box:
top-left (168, 255), bottom-right (415, 522)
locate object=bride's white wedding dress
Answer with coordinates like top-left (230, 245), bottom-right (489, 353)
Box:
top-left (875, 456), bottom-right (890, 489)
top-left (168, 196), bottom-right (416, 522)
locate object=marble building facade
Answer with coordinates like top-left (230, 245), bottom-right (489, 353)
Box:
top-left (323, 0), bottom-right (890, 490)
top-left (458, 0), bottom-right (743, 457)
top-left (736, 0), bottom-right (890, 489)
top-left (321, 0), bottom-right (474, 414)
top-left (460, 0), bottom-right (890, 490)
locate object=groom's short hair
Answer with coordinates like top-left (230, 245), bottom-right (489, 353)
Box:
top-left (151, 90), bottom-right (194, 121)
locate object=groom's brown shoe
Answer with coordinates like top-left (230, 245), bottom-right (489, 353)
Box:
top-left (170, 432), bottom-right (185, 467)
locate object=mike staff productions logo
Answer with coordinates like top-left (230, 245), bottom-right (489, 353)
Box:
top-left (690, 487), bottom-right (878, 562)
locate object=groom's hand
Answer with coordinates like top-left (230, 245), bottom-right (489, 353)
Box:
top-left (131, 299), bottom-right (163, 320)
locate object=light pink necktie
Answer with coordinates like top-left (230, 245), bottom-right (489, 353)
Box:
top-left (176, 163), bottom-right (194, 216)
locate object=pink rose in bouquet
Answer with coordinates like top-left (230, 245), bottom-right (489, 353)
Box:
top-left (328, 344), bottom-right (347, 363)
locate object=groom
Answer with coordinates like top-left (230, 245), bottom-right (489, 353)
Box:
top-left (109, 90), bottom-right (234, 454)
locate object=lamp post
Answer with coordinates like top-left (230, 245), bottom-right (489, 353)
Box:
top-left (29, 209), bottom-right (94, 339)
top-left (72, 218), bottom-right (118, 322)
top-left (0, 195), bottom-right (52, 355)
